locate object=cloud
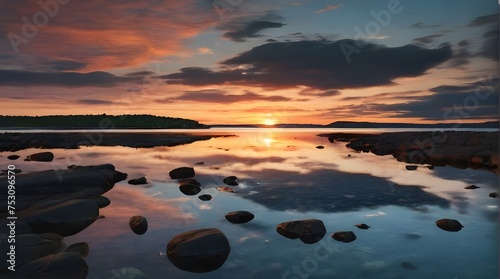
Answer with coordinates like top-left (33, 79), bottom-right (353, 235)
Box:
top-left (198, 47), bottom-right (213, 55)
top-left (412, 34), bottom-right (443, 44)
top-left (39, 60), bottom-right (87, 71)
top-left (157, 89), bottom-right (292, 103)
top-left (0, 0), bottom-right (217, 71)
top-left (0, 69), bottom-right (139, 87)
top-left (314, 4), bottom-right (342, 14)
top-left (77, 99), bottom-right (120, 105)
top-left (340, 90), bottom-right (423, 101)
top-left (467, 14), bottom-right (498, 27)
top-left (298, 89), bottom-right (341, 97)
top-left (163, 40), bottom-right (453, 90)
top-left (411, 22), bottom-right (442, 29)
top-left (478, 28), bottom-right (499, 61)
top-left (219, 13), bottom-right (286, 42)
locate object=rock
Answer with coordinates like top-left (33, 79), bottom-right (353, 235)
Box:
top-left (113, 171), bottom-right (128, 183)
top-left (198, 194), bottom-right (212, 201)
top-left (216, 186), bottom-right (235, 193)
top-left (7, 155), bottom-right (20, 160)
top-left (427, 165), bottom-right (435, 170)
top-left (166, 228), bottom-right (231, 273)
top-left (194, 161), bottom-right (204, 165)
top-left (489, 192), bottom-right (498, 198)
top-left (92, 196), bottom-right (111, 208)
top-left (179, 184), bottom-right (201, 196)
top-left (169, 167), bottom-right (195, 179)
top-left (26, 151), bottom-right (54, 162)
top-left (464, 184), bottom-right (480, 189)
top-left (316, 145), bottom-right (325, 149)
top-left (225, 211), bottom-right (255, 224)
top-left (128, 177), bottom-right (148, 185)
top-left (223, 176), bottom-right (238, 186)
top-left (331, 231), bottom-right (357, 243)
top-left (129, 216), bottom-right (148, 235)
top-left (276, 219), bottom-right (326, 244)
top-left (405, 165), bottom-right (418, 170)
top-left (436, 219), bottom-right (464, 232)
top-left (179, 178), bottom-right (201, 187)
top-left (64, 242), bottom-right (90, 259)
top-left (401, 261), bottom-right (417, 270)
top-left (347, 154), bottom-right (351, 157)
top-left (355, 223), bottom-right (370, 230)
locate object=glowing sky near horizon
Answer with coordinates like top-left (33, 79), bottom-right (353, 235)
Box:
top-left (0, 0), bottom-right (498, 125)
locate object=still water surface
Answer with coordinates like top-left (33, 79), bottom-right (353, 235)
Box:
top-left (2, 129), bottom-right (498, 279)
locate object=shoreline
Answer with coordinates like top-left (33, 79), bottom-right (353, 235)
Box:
top-left (318, 131), bottom-right (499, 174)
top-left (0, 132), bottom-right (235, 152)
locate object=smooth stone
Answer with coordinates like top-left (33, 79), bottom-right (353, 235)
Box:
top-left (27, 151), bottom-right (54, 162)
top-left (129, 216), bottom-right (148, 235)
top-left (216, 186), bottom-right (235, 193)
top-left (7, 155), bottom-right (20, 160)
top-left (225, 211), bottom-right (255, 224)
top-left (436, 219), bottom-right (464, 232)
top-left (405, 165), bottom-right (418, 170)
top-left (128, 177), bottom-right (147, 185)
top-left (198, 194), bottom-right (212, 201)
top-left (331, 231), bottom-right (357, 243)
top-left (354, 223), bottom-right (370, 230)
top-left (276, 219), bottom-right (326, 244)
top-left (489, 192), bottom-right (498, 198)
top-left (464, 184), bottom-right (480, 189)
top-left (92, 196), bottom-right (111, 208)
top-left (223, 176), bottom-right (238, 186)
top-left (64, 242), bottom-right (90, 259)
top-left (169, 167), bottom-right (195, 179)
top-left (179, 184), bottom-right (201, 195)
top-left (167, 228), bottom-right (231, 273)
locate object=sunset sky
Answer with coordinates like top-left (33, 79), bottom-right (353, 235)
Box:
top-left (0, 0), bottom-right (498, 125)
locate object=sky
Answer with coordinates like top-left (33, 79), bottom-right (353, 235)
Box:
top-left (0, 0), bottom-right (498, 125)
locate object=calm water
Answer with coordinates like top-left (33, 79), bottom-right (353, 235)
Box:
top-left (2, 129), bottom-right (498, 279)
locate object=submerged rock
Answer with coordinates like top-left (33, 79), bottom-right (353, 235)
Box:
top-left (129, 216), bottom-right (148, 235)
top-left (354, 223), bottom-right (370, 230)
top-left (26, 151), bottom-right (54, 162)
top-left (223, 176), bottom-right (238, 186)
top-left (436, 219), bottom-right (464, 232)
top-left (167, 228), bottom-right (231, 273)
top-left (169, 167), bottom-right (195, 179)
top-left (198, 194), bottom-right (212, 201)
top-left (225, 211), bottom-right (255, 224)
top-left (276, 219), bottom-right (326, 244)
top-left (331, 231), bottom-right (357, 243)
top-left (128, 177), bottom-right (148, 185)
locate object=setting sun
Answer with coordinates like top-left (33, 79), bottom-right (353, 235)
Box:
top-left (263, 119), bottom-right (276, 126)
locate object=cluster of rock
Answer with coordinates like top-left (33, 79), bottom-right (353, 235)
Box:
top-left (319, 131), bottom-right (499, 173)
top-left (0, 164), bottom-right (127, 278)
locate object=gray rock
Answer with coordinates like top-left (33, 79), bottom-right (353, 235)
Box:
top-left (354, 223), bottom-right (370, 230)
top-left (26, 152), bottom-right (54, 162)
top-left (167, 228), bottom-right (231, 273)
top-left (169, 167), bottom-right (195, 179)
top-left (225, 211), bottom-right (254, 224)
top-left (129, 216), bottom-right (148, 235)
top-left (331, 231), bottom-right (357, 243)
top-left (276, 219), bottom-right (326, 244)
top-left (436, 219), bottom-right (464, 232)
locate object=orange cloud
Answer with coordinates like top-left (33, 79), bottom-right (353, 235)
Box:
top-left (314, 4), bottom-right (342, 14)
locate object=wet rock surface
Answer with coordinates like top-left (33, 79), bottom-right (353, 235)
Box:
top-left (276, 219), bottom-right (326, 244)
top-left (225, 211), bottom-right (255, 224)
top-left (223, 176), bottom-right (238, 186)
top-left (167, 228), bottom-right (231, 273)
top-left (26, 151), bottom-right (54, 162)
top-left (436, 219), bottom-right (464, 232)
top-left (169, 167), bottom-right (195, 179)
top-left (198, 194), bottom-right (213, 201)
top-left (128, 177), bottom-right (148, 185)
top-left (331, 231), bottom-right (357, 243)
top-left (129, 216), bottom-right (148, 235)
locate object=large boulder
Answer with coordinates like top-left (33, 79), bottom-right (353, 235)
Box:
top-left (276, 219), bottom-right (326, 244)
top-left (26, 152), bottom-right (54, 162)
top-left (129, 216), bottom-right (148, 235)
top-left (436, 219), bottom-right (464, 232)
top-left (169, 167), bottom-right (195, 179)
top-left (167, 228), bottom-right (231, 273)
top-left (225, 211), bottom-right (254, 224)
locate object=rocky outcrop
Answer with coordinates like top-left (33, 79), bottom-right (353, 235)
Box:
top-left (276, 219), bottom-right (326, 244)
top-left (166, 228), bottom-right (231, 273)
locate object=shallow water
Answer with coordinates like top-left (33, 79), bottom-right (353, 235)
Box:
top-left (2, 129), bottom-right (498, 279)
